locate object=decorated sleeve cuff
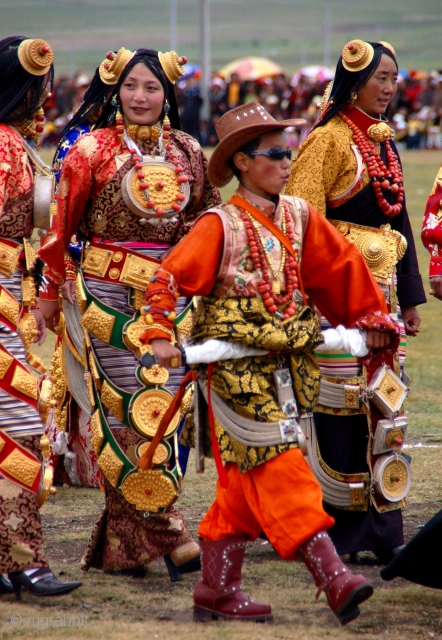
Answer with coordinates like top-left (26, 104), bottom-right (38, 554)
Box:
top-left (38, 282), bottom-right (59, 300)
top-left (429, 257), bottom-right (442, 278)
top-left (140, 327), bottom-right (174, 344)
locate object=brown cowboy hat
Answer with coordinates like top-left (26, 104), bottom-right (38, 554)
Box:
top-left (207, 100), bottom-right (305, 188)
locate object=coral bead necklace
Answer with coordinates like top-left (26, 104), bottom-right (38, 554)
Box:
top-left (238, 201), bottom-right (299, 319)
top-left (339, 110), bottom-right (404, 217)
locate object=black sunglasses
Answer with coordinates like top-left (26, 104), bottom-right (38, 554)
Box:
top-left (248, 147), bottom-right (292, 161)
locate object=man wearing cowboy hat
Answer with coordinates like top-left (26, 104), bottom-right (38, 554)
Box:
top-left (140, 100), bottom-right (399, 625)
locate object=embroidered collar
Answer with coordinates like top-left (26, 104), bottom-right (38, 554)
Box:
top-left (236, 184), bottom-right (279, 218)
top-left (340, 104), bottom-right (389, 136)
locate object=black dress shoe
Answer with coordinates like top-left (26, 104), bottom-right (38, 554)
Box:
top-left (163, 554), bottom-right (201, 582)
top-left (0, 574), bottom-right (14, 594)
top-left (8, 568), bottom-right (82, 600)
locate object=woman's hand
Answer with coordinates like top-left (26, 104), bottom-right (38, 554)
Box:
top-left (401, 305), bottom-right (421, 337)
top-left (31, 308), bottom-right (47, 346)
top-left (365, 330), bottom-right (391, 349)
top-left (39, 299), bottom-right (61, 333)
top-left (150, 339), bottom-right (182, 368)
top-left (59, 280), bottom-right (76, 304)
top-left (429, 276), bottom-right (442, 300)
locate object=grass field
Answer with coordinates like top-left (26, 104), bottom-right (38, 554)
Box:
top-left (0, 0), bottom-right (441, 76)
top-left (1, 149), bottom-right (442, 639)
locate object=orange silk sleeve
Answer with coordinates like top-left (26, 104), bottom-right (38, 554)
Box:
top-left (141, 213), bottom-right (225, 343)
top-left (301, 206), bottom-right (388, 327)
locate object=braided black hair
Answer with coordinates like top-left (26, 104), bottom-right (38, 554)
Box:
top-left (0, 36), bottom-right (54, 123)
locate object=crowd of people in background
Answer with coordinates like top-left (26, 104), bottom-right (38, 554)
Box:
top-left (41, 66), bottom-right (442, 150)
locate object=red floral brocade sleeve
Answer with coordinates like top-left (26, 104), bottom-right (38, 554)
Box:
top-left (0, 124), bottom-right (33, 216)
top-left (38, 129), bottom-right (121, 294)
top-left (421, 163), bottom-right (442, 277)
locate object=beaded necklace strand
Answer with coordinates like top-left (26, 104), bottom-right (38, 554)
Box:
top-left (339, 110), bottom-right (404, 217)
top-left (238, 201), bottom-right (298, 319)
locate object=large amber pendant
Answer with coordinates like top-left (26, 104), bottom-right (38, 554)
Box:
top-left (272, 280), bottom-right (281, 295)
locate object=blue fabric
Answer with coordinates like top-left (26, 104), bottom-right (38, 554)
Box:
top-left (53, 124), bottom-right (91, 183)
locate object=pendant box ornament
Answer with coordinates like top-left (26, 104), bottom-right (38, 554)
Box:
top-left (372, 415), bottom-right (408, 456)
top-left (121, 156), bottom-right (190, 220)
top-left (366, 363), bottom-right (408, 418)
top-left (373, 452), bottom-right (411, 503)
top-left (34, 173), bottom-right (57, 228)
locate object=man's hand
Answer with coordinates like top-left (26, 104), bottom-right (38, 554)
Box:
top-left (59, 280), bottom-right (76, 304)
top-left (39, 299), bottom-right (60, 333)
top-left (429, 276), bottom-right (442, 300)
top-left (31, 308), bottom-right (47, 346)
top-left (365, 330), bottom-right (391, 349)
top-left (401, 305), bottom-right (421, 337)
top-left (150, 339), bottom-right (182, 368)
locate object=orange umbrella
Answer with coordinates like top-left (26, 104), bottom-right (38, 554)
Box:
top-left (218, 57), bottom-right (284, 82)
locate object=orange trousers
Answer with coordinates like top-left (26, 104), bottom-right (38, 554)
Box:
top-left (198, 448), bottom-right (334, 561)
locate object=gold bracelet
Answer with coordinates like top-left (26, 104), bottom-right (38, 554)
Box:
top-left (143, 323), bottom-right (175, 338)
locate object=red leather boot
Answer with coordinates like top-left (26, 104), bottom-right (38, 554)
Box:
top-left (193, 536), bottom-right (273, 622)
top-left (299, 531), bottom-right (373, 625)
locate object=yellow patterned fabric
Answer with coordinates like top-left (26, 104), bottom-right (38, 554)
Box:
top-left (286, 115), bottom-right (370, 215)
top-left (185, 296), bottom-right (322, 472)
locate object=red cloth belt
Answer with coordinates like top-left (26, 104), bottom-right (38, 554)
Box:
top-left (82, 240), bottom-right (161, 286)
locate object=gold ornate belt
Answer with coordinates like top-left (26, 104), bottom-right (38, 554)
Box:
top-left (0, 431), bottom-right (55, 507)
top-left (329, 221), bottom-right (407, 285)
top-left (82, 241), bottom-right (160, 292)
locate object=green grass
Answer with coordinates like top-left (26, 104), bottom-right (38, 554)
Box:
top-left (1, 0), bottom-right (441, 76)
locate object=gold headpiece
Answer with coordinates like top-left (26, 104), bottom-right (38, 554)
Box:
top-left (317, 81), bottom-right (334, 113)
top-left (158, 50), bottom-right (187, 84)
top-left (99, 47), bottom-right (135, 85)
top-left (341, 40), bottom-right (374, 72)
top-left (17, 39), bottom-right (54, 76)
top-left (378, 41), bottom-right (397, 59)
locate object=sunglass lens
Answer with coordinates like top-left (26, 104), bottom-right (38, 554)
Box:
top-left (269, 148), bottom-right (291, 160)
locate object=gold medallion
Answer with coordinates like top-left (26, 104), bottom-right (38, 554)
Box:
top-left (137, 440), bottom-right (169, 465)
top-left (272, 280), bottom-right (281, 295)
top-left (130, 388), bottom-right (180, 438)
top-left (140, 364), bottom-right (169, 386)
top-left (121, 468), bottom-right (178, 512)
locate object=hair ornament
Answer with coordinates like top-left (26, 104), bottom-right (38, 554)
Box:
top-left (158, 51), bottom-right (187, 84)
top-left (317, 80), bottom-right (334, 113)
top-left (17, 39), bottom-right (54, 76)
top-left (341, 39), bottom-right (374, 72)
top-left (99, 47), bottom-right (135, 85)
top-left (378, 41), bottom-right (397, 59)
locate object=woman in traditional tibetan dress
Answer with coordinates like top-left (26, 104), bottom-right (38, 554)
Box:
top-left (286, 40), bottom-right (425, 562)
top-left (0, 36), bottom-right (81, 598)
top-left (39, 48), bottom-right (221, 578)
